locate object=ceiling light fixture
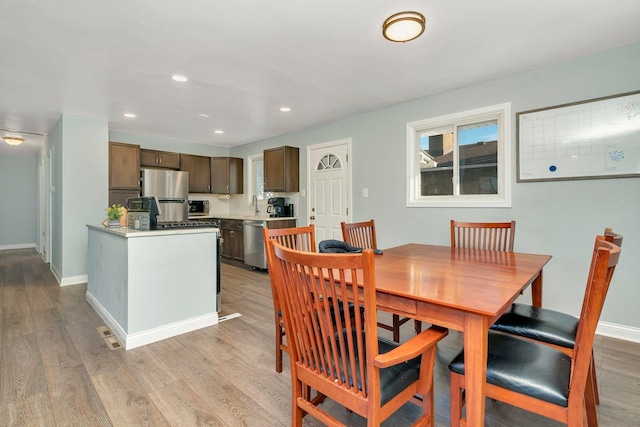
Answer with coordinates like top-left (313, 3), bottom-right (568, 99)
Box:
top-left (382, 11), bottom-right (425, 43)
top-left (3, 136), bottom-right (25, 146)
top-left (214, 130), bottom-right (224, 134)
top-left (172, 74), bottom-right (188, 82)
top-left (279, 107), bottom-right (291, 112)
top-left (124, 113), bottom-right (136, 118)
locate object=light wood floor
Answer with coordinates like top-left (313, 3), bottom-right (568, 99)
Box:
top-left (1, 248), bottom-right (639, 426)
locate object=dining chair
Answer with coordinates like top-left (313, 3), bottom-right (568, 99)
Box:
top-left (450, 220), bottom-right (516, 251)
top-left (449, 235), bottom-right (621, 427)
top-left (263, 225), bottom-right (317, 373)
top-left (490, 227), bottom-right (623, 405)
top-left (268, 241), bottom-right (448, 426)
top-left (341, 219), bottom-right (421, 343)
top-left (264, 225), bottom-right (364, 374)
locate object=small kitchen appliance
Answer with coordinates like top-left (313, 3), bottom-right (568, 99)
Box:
top-left (188, 200), bottom-right (210, 216)
top-left (267, 197), bottom-right (294, 217)
top-left (126, 196), bottom-right (161, 230)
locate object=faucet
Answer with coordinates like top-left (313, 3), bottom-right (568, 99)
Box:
top-left (252, 194), bottom-right (260, 216)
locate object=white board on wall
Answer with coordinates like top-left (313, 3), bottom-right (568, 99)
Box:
top-left (517, 90), bottom-right (640, 182)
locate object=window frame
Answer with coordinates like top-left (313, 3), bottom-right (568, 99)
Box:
top-left (246, 153), bottom-right (266, 203)
top-left (406, 103), bottom-right (512, 208)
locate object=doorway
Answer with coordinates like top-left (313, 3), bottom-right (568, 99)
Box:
top-left (307, 139), bottom-right (352, 243)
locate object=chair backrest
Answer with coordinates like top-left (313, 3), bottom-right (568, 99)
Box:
top-left (263, 224), bottom-right (317, 253)
top-left (569, 236), bottom-right (621, 405)
top-left (450, 220), bottom-right (516, 251)
top-left (603, 227), bottom-right (623, 247)
top-left (341, 219), bottom-right (377, 249)
top-left (269, 241), bottom-right (381, 405)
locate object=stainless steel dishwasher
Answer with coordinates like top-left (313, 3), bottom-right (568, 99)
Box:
top-left (243, 219), bottom-right (268, 269)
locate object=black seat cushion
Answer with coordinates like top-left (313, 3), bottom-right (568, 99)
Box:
top-left (448, 332), bottom-right (571, 407)
top-left (490, 303), bottom-right (579, 349)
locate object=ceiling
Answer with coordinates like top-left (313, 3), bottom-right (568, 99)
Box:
top-left (2, 0), bottom-right (640, 157)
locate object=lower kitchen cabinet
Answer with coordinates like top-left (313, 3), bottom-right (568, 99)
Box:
top-left (219, 219), bottom-right (244, 261)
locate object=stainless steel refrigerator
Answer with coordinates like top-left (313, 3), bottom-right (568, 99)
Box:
top-left (142, 169), bottom-right (189, 222)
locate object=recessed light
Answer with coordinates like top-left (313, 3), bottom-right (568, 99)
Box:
top-left (279, 107), bottom-right (291, 112)
top-left (214, 130), bottom-right (224, 134)
top-left (124, 113), bottom-right (136, 118)
top-left (198, 114), bottom-right (209, 118)
top-left (172, 74), bottom-right (189, 82)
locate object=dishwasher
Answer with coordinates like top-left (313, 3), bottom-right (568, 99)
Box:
top-left (243, 220), bottom-right (268, 269)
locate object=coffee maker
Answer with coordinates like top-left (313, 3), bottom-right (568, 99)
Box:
top-left (267, 197), bottom-right (294, 217)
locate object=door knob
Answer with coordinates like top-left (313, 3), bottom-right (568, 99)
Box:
top-left (310, 216), bottom-right (315, 220)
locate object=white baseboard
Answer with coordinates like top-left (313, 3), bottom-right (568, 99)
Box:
top-left (597, 321), bottom-right (640, 343)
top-left (0, 243), bottom-right (36, 251)
top-left (60, 274), bottom-right (87, 286)
top-left (86, 291), bottom-right (219, 350)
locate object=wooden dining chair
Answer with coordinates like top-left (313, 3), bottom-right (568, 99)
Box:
top-left (269, 241), bottom-right (448, 427)
top-left (450, 220), bottom-right (516, 251)
top-left (449, 235), bottom-right (621, 427)
top-left (264, 225), bottom-right (363, 373)
top-left (263, 225), bottom-right (317, 373)
top-left (341, 219), bottom-right (421, 342)
top-left (491, 227), bottom-right (623, 405)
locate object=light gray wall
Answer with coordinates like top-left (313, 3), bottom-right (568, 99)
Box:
top-left (46, 114), bottom-right (109, 282)
top-left (109, 131), bottom-right (230, 157)
top-left (0, 155), bottom-right (37, 248)
top-left (230, 43), bottom-right (640, 330)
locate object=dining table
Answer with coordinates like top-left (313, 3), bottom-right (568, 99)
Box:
top-left (372, 244), bottom-right (552, 427)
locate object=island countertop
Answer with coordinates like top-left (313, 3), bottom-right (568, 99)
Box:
top-left (87, 224), bottom-right (219, 238)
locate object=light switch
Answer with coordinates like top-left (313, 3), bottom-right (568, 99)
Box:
top-left (362, 188), bottom-right (368, 198)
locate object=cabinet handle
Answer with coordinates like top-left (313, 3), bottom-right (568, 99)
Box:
top-left (310, 216), bottom-right (315, 220)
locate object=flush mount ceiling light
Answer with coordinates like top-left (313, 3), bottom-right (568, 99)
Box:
top-left (3, 136), bottom-right (25, 146)
top-left (279, 107), bottom-right (291, 112)
top-left (124, 113), bottom-right (136, 118)
top-left (382, 11), bottom-right (425, 43)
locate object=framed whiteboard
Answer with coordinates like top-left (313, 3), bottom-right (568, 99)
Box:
top-left (517, 90), bottom-right (640, 182)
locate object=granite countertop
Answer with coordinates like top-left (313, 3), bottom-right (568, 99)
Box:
top-left (188, 214), bottom-right (297, 221)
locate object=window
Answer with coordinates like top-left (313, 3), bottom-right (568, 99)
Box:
top-left (406, 103), bottom-right (511, 207)
top-left (247, 153), bottom-right (265, 201)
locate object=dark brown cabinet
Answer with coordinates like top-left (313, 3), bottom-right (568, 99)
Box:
top-left (264, 146), bottom-right (299, 192)
top-left (109, 142), bottom-right (140, 205)
top-left (219, 219), bottom-right (243, 261)
top-left (180, 154), bottom-right (211, 193)
top-left (210, 157), bottom-right (243, 194)
top-left (140, 149), bottom-right (180, 169)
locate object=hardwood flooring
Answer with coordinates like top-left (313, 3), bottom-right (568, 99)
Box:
top-left (1, 248), bottom-right (639, 426)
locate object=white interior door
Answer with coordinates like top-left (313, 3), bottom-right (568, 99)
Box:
top-left (308, 139), bottom-right (351, 244)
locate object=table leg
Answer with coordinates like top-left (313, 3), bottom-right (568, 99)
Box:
top-left (464, 314), bottom-right (488, 427)
top-left (531, 269), bottom-right (543, 307)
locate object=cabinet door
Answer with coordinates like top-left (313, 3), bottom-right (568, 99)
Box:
top-left (210, 157), bottom-right (230, 194)
top-left (264, 146), bottom-right (299, 192)
top-left (220, 228), bottom-right (233, 258)
top-left (158, 151), bottom-right (180, 169)
top-left (109, 142), bottom-right (140, 189)
top-left (231, 228), bottom-right (244, 261)
top-left (140, 149), bottom-right (158, 167)
top-left (181, 154), bottom-right (210, 193)
top-left (211, 157), bottom-right (244, 194)
top-left (109, 189), bottom-right (140, 207)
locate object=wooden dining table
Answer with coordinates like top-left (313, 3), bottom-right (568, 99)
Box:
top-left (372, 244), bottom-right (552, 427)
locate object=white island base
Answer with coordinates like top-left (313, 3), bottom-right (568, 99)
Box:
top-left (87, 225), bottom-right (219, 350)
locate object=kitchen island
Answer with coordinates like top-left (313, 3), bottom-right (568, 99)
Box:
top-left (86, 224), bottom-right (219, 350)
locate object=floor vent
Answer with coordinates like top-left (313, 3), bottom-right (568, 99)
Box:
top-left (98, 326), bottom-right (123, 350)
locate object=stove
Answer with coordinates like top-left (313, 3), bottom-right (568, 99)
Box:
top-left (155, 220), bottom-right (218, 230)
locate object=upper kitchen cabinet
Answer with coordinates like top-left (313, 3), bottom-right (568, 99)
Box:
top-left (109, 141), bottom-right (140, 205)
top-left (180, 154), bottom-right (211, 193)
top-left (264, 146), bottom-right (299, 192)
top-left (140, 149), bottom-right (180, 169)
top-left (211, 157), bottom-right (243, 194)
